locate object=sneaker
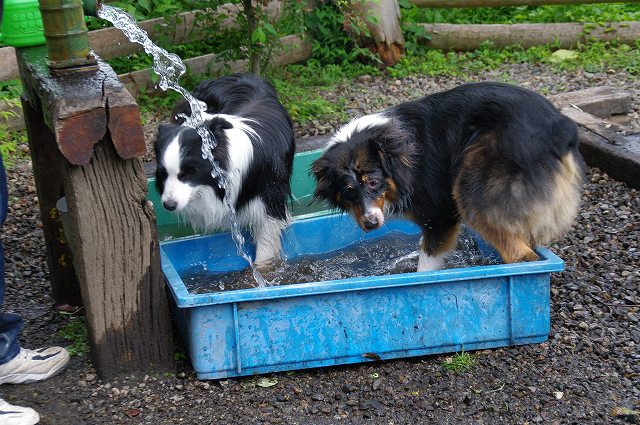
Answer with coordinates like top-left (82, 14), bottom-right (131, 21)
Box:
top-left (0, 347), bottom-right (70, 385)
top-left (0, 399), bottom-right (39, 425)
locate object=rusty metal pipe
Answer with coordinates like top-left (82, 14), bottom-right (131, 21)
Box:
top-left (38, 0), bottom-right (101, 72)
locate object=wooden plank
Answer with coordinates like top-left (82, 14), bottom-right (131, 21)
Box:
top-left (560, 107), bottom-right (640, 189)
top-left (3, 34), bottom-right (311, 130)
top-left (351, 0), bottom-right (405, 66)
top-left (63, 140), bottom-right (173, 379)
top-left (0, 2), bottom-right (280, 82)
top-left (416, 21), bottom-right (640, 51)
top-left (0, 47), bottom-right (19, 81)
top-left (410, 0), bottom-right (640, 7)
top-left (549, 86), bottom-right (633, 118)
top-left (21, 96), bottom-right (83, 308)
top-left (577, 127), bottom-right (640, 189)
top-left (17, 44), bottom-right (173, 379)
top-left (119, 34), bottom-right (312, 96)
top-left (16, 46), bottom-right (145, 165)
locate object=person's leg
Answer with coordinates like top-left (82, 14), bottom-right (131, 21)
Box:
top-left (0, 154), bottom-right (70, 386)
top-left (0, 152), bottom-right (39, 424)
top-left (0, 154), bottom-right (22, 366)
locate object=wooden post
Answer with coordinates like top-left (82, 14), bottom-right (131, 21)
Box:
top-left (17, 46), bottom-right (173, 379)
top-left (352, 0), bottom-right (405, 66)
top-left (20, 97), bottom-right (83, 309)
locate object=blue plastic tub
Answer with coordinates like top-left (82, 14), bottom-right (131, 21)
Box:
top-left (160, 214), bottom-right (563, 380)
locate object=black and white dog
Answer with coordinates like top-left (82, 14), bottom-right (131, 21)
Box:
top-left (312, 82), bottom-right (585, 271)
top-left (154, 74), bottom-right (295, 264)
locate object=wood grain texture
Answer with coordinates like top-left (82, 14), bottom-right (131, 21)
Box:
top-left (417, 21), bottom-right (640, 51)
top-left (21, 96), bottom-right (83, 308)
top-left (63, 140), bottom-right (173, 379)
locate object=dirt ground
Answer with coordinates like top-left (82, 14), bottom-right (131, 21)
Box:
top-left (1, 64), bottom-right (639, 424)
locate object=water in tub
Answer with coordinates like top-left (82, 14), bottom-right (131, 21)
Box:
top-left (97, 5), bottom-right (267, 286)
top-left (183, 230), bottom-right (500, 294)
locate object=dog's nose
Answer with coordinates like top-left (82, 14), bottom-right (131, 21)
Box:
top-left (363, 216), bottom-right (379, 231)
top-left (163, 200), bottom-right (177, 211)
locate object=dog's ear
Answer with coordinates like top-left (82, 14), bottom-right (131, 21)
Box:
top-left (155, 124), bottom-right (173, 149)
top-left (311, 154), bottom-right (335, 203)
top-left (171, 99), bottom-right (191, 124)
top-left (374, 126), bottom-right (417, 191)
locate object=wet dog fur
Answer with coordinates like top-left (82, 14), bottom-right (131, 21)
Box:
top-left (154, 74), bottom-right (295, 264)
top-left (312, 82), bottom-right (585, 271)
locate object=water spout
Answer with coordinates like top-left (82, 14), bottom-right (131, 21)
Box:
top-left (39, 0), bottom-right (99, 71)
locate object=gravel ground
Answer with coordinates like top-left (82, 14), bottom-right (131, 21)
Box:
top-left (1, 62), bottom-right (639, 424)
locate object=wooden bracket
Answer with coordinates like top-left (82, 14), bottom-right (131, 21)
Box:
top-left (16, 46), bottom-right (145, 165)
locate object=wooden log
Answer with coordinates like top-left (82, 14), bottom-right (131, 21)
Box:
top-left (564, 107), bottom-right (640, 190)
top-left (410, 0), bottom-right (640, 7)
top-left (17, 45), bottom-right (173, 379)
top-left (65, 139), bottom-right (173, 379)
top-left (62, 140), bottom-right (174, 379)
top-left (20, 96), bottom-right (83, 309)
top-left (119, 34), bottom-right (312, 96)
top-left (351, 0), bottom-right (405, 66)
top-left (549, 86), bottom-right (633, 118)
top-left (417, 21), bottom-right (640, 50)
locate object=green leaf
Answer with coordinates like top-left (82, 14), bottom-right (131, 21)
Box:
top-left (549, 49), bottom-right (578, 63)
top-left (139, 0), bottom-right (151, 13)
top-left (252, 28), bottom-right (267, 44)
top-left (256, 377), bottom-right (278, 388)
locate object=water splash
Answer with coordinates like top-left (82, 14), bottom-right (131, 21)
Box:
top-left (98, 5), bottom-right (267, 287)
top-left (185, 231), bottom-right (502, 294)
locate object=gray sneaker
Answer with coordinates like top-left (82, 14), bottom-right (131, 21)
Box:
top-left (0, 399), bottom-right (39, 425)
top-left (0, 347), bottom-right (70, 385)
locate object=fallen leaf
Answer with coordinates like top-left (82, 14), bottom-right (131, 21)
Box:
top-left (610, 406), bottom-right (640, 417)
top-left (549, 49), bottom-right (578, 63)
top-left (257, 377), bottom-right (278, 388)
top-left (124, 408), bottom-right (141, 417)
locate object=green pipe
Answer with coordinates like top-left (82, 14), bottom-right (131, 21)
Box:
top-left (38, 0), bottom-right (100, 71)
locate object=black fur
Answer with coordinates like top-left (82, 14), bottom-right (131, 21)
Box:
top-left (313, 82), bottom-right (585, 264)
top-left (154, 73), bottom-right (295, 222)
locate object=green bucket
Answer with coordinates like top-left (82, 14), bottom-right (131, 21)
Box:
top-left (1, 0), bottom-right (46, 47)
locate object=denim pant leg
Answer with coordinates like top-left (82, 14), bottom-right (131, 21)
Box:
top-left (0, 153), bottom-right (22, 365)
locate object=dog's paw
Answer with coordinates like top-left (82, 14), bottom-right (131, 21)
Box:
top-left (417, 252), bottom-right (446, 272)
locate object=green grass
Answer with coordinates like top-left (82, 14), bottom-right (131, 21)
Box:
top-left (266, 60), bottom-right (377, 124)
top-left (58, 316), bottom-right (90, 357)
top-left (442, 349), bottom-right (476, 373)
top-left (387, 40), bottom-right (640, 79)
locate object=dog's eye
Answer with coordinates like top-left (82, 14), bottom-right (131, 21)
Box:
top-left (178, 166), bottom-right (194, 180)
top-left (342, 187), bottom-right (358, 202)
top-left (367, 179), bottom-right (379, 190)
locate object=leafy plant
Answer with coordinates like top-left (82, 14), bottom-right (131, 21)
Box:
top-left (58, 316), bottom-right (90, 357)
top-left (305, 1), bottom-right (378, 67)
top-left (0, 126), bottom-right (28, 169)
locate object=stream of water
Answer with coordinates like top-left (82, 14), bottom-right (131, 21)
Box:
top-left (97, 4), bottom-right (267, 286)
